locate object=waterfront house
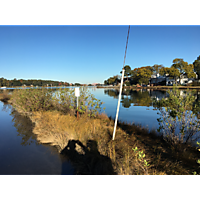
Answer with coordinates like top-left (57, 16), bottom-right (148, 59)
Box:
top-left (150, 72), bottom-right (197, 86)
top-left (150, 73), bottom-right (166, 86)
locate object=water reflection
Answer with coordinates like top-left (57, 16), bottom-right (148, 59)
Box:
top-left (10, 109), bottom-right (38, 146)
top-left (104, 89), bottom-right (168, 108)
top-left (0, 101), bottom-right (74, 174)
top-left (104, 88), bottom-right (200, 120)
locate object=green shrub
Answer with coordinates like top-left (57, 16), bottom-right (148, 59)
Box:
top-left (53, 87), bottom-right (105, 117)
top-left (11, 88), bottom-right (53, 113)
top-left (11, 87), bottom-right (105, 118)
top-left (155, 86), bottom-right (200, 144)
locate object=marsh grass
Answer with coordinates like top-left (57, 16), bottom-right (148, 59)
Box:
top-left (8, 88), bottom-right (200, 175)
top-left (25, 109), bottom-right (200, 175)
top-left (0, 91), bottom-right (11, 103)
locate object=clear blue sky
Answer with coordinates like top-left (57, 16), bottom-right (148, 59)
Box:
top-left (0, 25), bottom-right (200, 84)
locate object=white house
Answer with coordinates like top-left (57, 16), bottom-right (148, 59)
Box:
top-left (150, 72), bottom-right (198, 86)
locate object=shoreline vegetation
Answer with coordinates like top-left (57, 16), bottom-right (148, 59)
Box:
top-left (97, 85), bottom-right (200, 90)
top-left (1, 88), bottom-right (200, 175)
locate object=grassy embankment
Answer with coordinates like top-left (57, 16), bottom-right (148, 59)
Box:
top-left (1, 88), bottom-right (200, 175)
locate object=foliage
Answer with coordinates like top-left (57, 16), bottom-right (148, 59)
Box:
top-left (53, 87), bottom-right (105, 117)
top-left (131, 66), bottom-right (153, 85)
top-left (132, 147), bottom-right (150, 174)
top-left (155, 86), bottom-right (200, 144)
top-left (120, 65), bottom-right (132, 80)
top-left (192, 141), bottom-right (200, 175)
top-left (104, 75), bottom-right (120, 85)
top-left (11, 87), bottom-right (105, 118)
top-left (0, 77), bottom-right (69, 87)
top-left (170, 58), bottom-right (196, 84)
top-left (159, 67), bottom-right (170, 76)
top-left (152, 64), bottom-right (163, 75)
top-left (104, 57), bottom-right (198, 87)
top-left (172, 58), bottom-right (188, 74)
top-left (183, 64), bottom-right (196, 78)
top-left (11, 88), bottom-right (53, 113)
top-left (193, 55), bottom-right (200, 79)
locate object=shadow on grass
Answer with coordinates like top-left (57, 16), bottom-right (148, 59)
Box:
top-left (61, 139), bottom-right (116, 175)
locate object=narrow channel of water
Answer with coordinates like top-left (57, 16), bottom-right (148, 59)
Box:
top-left (0, 101), bottom-right (74, 175)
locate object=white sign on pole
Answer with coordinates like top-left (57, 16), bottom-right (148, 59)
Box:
top-left (75, 87), bottom-right (80, 97)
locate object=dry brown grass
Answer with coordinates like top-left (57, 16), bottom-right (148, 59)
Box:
top-left (26, 110), bottom-right (200, 175)
top-left (0, 91), bottom-right (11, 103)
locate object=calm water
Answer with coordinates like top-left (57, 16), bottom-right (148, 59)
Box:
top-left (0, 101), bottom-right (74, 175)
top-left (0, 87), bottom-right (199, 174)
top-left (90, 88), bottom-right (168, 130)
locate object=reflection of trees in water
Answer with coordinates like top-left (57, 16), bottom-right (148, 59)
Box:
top-left (192, 91), bottom-right (200, 119)
top-left (104, 89), bottom-right (200, 111)
top-left (10, 109), bottom-right (38, 146)
top-left (104, 89), bottom-right (119, 99)
top-left (104, 89), bottom-right (167, 108)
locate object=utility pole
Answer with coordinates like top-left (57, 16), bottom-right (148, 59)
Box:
top-left (112, 25), bottom-right (130, 140)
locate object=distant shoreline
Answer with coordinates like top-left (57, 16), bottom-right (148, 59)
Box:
top-left (97, 85), bottom-right (200, 90)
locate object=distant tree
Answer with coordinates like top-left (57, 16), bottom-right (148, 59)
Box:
top-left (152, 64), bottom-right (164, 85)
top-left (159, 67), bottom-right (171, 77)
top-left (193, 56), bottom-right (200, 79)
top-left (104, 80), bottom-right (108, 85)
top-left (168, 67), bottom-right (181, 85)
top-left (131, 66), bottom-right (153, 85)
top-left (152, 64), bottom-right (163, 76)
top-left (183, 64), bottom-right (196, 78)
top-left (172, 58), bottom-right (188, 74)
top-left (120, 65), bottom-right (131, 80)
top-left (104, 75), bottom-right (120, 86)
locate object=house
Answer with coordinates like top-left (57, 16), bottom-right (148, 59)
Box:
top-left (165, 73), bottom-right (197, 86)
top-left (150, 73), bottom-right (166, 86)
top-left (150, 72), bottom-right (197, 86)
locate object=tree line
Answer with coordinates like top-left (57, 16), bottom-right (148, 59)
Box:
top-left (104, 56), bottom-right (200, 86)
top-left (0, 77), bottom-right (70, 87)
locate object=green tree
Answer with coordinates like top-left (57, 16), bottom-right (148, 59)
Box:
top-left (193, 56), bottom-right (200, 79)
top-left (134, 66), bottom-right (153, 85)
top-left (183, 64), bottom-right (196, 78)
top-left (172, 58), bottom-right (188, 74)
top-left (152, 64), bottom-right (164, 85)
top-left (120, 65), bottom-right (131, 81)
top-left (152, 64), bottom-right (163, 75)
top-left (169, 67), bottom-right (181, 86)
top-left (159, 67), bottom-right (170, 76)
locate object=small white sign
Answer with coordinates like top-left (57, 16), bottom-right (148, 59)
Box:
top-left (75, 87), bottom-right (80, 97)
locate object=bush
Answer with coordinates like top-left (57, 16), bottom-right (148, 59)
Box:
top-left (155, 86), bottom-right (200, 144)
top-left (11, 88), bottom-right (53, 113)
top-left (53, 87), bottom-right (105, 117)
top-left (11, 87), bottom-right (105, 118)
